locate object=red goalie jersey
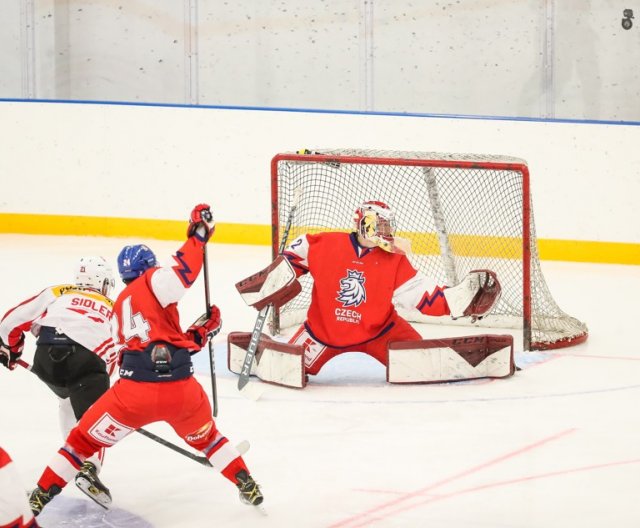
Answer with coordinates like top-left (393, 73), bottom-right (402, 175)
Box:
top-left (283, 232), bottom-right (450, 348)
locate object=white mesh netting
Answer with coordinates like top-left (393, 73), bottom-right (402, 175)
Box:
top-left (271, 149), bottom-right (588, 350)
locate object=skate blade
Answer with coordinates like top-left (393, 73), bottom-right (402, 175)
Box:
top-left (240, 497), bottom-right (267, 515)
top-left (75, 477), bottom-right (112, 509)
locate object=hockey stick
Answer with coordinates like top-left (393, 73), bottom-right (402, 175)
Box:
top-left (202, 243), bottom-right (219, 417)
top-left (237, 188), bottom-right (302, 391)
top-left (134, 433), bottom-right (249, 467)
top-left (134, 429), bottom-right (250, 466)
top-left (14, 359), bottom-right (217, 467)
top-left (135, 427), bottom-right (213, 466)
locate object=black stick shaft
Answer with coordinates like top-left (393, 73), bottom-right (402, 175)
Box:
top-left (203, 245), bottom-right (219, 417)
top-left (135, 428), bottom-right (212, 466)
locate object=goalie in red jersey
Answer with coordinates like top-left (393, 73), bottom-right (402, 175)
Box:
top-left (28, 204), bottom-right (263, 517)
top-left (230, 200), bottom-right (513, 387)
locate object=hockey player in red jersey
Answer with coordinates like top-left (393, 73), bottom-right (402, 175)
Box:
top-left (284, 201), bottom-right (501, 376)
top-left (27, 204), bottom-right (263, 517)
top-left (0, 256), bottom-right (116, 505)
top-left (230, 200), bottom-right (504, 387)
top-left (0, 446), bottom-right (39, 527)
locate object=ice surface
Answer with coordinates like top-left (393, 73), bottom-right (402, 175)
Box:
top-left (1, 235), bottom-right (639, 527)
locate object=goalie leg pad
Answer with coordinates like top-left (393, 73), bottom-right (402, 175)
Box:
top-left (227, 332), bottom-right (306, 388)
top-left (387, 334), bottom-right (514, 384)
top-left (235, 255), bottom-right (302, 310)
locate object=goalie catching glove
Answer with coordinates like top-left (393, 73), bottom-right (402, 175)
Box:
top-left (443, 270), bottom-right (501, 321)
top-left (0, 335), bottom-right (24, 370)
top-left (187, 203), bottom-right (216, 242)
top-left (236, 255), bottom-right (302, 310)
top-left (186, 305), bottom-right (222, 348)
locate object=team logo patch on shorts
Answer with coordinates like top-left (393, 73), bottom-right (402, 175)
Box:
top-left (185, 421), bottom-right (213, 443)
top-left (88, 413), bottom-right (134, 446)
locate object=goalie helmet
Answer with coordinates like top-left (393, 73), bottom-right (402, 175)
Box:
top-left (117, 244), bottom-right (157, 282)
top-left (75, 256), bottom-right (115, 297)
top-left (353, 201), bottom-right (397, 251)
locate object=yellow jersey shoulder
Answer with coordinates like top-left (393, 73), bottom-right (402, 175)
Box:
top-left (49, 284), bottom-right (114, 307)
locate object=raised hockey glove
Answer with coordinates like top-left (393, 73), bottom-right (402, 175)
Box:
top-left (0, 335), bottom-right (24, 370)
top-left (187, 204), bottom-right (215, 242)
top-left (187, 305), bottom-right (222, 348)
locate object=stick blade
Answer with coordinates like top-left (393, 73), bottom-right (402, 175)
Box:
top-left (236, 439), bottom-right (250, 455)
top-left (238, 380), bottom-right (266, 401)
top-left (238, 375), bottom-right (250, 391)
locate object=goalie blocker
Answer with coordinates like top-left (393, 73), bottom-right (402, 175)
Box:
top-left (235, 255), bottom-right (301, 311)
top-left (228, 332), bottom-right (514, 388)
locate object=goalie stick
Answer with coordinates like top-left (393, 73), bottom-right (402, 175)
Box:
top-left (237, 187), bottom-right (302, 391)
top-left (14, 359), bottom-right (246, 468)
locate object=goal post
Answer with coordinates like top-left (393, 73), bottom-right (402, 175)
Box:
top-left (270, 149), bottom-right (588, 351)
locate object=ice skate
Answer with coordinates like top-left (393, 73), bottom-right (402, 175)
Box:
top-left (236, 469), bottom-right (264, 509)
top-left (29, 485), bottom-right (61, 516)
top-left (74, 461), bottom-right (112, 509)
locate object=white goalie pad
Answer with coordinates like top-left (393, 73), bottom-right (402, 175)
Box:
top-left (387, 334), bottom-right (515, 384)
top-left (227, 332), bottom-right (306, 388)
top-left (235, 255), bottom-right (302, 310)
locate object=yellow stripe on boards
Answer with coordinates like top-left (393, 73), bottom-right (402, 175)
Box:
top-left (216, 223), bottom-right (271, 246)
top-left (0, 213), bottom-right (638, 265)
top-left (0, 213), bottom-right (270, 246)
top-left (538, 239), bottom-right (640, 266)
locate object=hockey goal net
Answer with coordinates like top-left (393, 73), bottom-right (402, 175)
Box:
top-left (270, 149), bottom-right (588, 351)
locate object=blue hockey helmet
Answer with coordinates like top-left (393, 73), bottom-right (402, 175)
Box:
top-left (117, 244), bottom-right (157, 282)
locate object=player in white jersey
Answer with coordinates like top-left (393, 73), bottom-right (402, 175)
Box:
top-left (0, 446), bottom-right (39, 527)
top-left (0, 256), bottom-right (116, 508)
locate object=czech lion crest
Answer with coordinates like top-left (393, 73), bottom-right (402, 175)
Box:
top-left (336, 270), bottom-right (366, 307)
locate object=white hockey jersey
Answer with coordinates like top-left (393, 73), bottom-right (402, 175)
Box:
top-left (0, 284), bottom-right (116, 374)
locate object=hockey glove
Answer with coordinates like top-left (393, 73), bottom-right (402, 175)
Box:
top-left (187, 204), bottom-right (216, 242)
top-left (444, 270), bottom-right (501, 322)
top-left (0, 335), bottom-right (24, 370)
top-left (187, 305), bottom-right (222, 348)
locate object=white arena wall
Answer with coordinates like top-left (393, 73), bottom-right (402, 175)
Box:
top-left (0, 101), bottom-right (638, 265)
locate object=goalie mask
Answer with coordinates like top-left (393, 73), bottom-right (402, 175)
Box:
top-left (353, 201), bottom-right (397, 252)
top-left (117, 244), bottom-right (157, 282)
top-left (75, 256), bottom-right (116, 297)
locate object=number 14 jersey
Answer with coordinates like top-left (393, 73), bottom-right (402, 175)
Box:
top-left (111, 237), bottom-right (206, 354)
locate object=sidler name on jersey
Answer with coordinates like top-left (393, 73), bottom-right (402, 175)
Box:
top-left (334, 307), bottom-right (362, 324)
top-left (70, 296), bottom-right (112, 318)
